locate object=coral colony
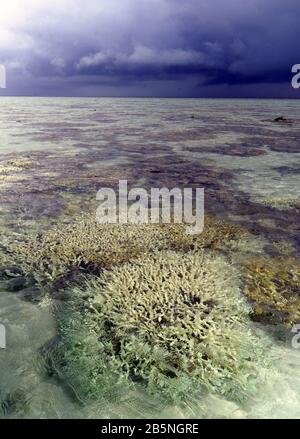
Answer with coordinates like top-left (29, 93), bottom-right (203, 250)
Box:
top-left (0, 212), bottom-right (272, 406)
top-left (54, 251), bottom-right (263, 402)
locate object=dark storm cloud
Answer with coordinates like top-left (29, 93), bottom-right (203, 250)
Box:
top-left (1, 0), bottom-right (300, 96)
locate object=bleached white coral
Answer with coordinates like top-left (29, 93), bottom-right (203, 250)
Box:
top-left (4, 214), bottom-right (167, 284)
top-left (54, 250), bottom-right (267, 403)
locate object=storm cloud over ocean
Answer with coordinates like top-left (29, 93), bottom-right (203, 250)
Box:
top-left (0, 0), bottom-right (300, 97)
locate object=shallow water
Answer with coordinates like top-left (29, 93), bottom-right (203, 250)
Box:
top-left (0, 98), bottom-right (300, 418)
top-left (1, 288), bottom-right (300, 419)
top-left (0, 291), bottom-right (82, 418)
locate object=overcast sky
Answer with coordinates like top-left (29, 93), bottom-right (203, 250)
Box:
top-left (0, 0), bottom-right (299, 97)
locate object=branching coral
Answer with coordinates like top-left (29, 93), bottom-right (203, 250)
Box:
top-left (0, 211), bottom-right (271, 406)
top-left (3, 214), bottom-right (167, 285)
top-left (243, 258), bottom-right (300, 326)
top-left (51, 251), bottom-right (266, 404)
top-left (1, 213), bottom-right (247, 289)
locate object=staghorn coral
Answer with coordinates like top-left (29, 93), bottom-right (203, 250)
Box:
top-left (2, 214), bottom-right (167, 285)
top-left (243, 258), bottom-right (300, 326)
top-left (51, 251), bottom-right (267, 404)
top-left (1, 212), bottom-right (248, 289)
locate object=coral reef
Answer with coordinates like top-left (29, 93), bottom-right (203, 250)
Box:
top-left (0, 205), bottom-right (283, 407)
top-left (51, 251), bottom-right (266, 404)
top-left (243, 258), bottom-right (300, 326)
top-left (0, 211), bottom-right (248, 289)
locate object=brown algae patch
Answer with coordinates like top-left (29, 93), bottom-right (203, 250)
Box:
top-left (253, 197), bottom-right (300, 211)
top-left (271, 240), bottom-right (296, 257)
top-left (243, 258), bottom-right (300, 326)
top-left (163, 215), bottom-right (248, 252)
top-left (184, 144), bottom-right (267, 157)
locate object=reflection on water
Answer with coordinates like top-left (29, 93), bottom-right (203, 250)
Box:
top-left (0, 98), bottom-right (300, 418)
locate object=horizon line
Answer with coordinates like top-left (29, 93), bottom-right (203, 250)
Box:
top-left (0, 95), bottom-right (300, 100)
